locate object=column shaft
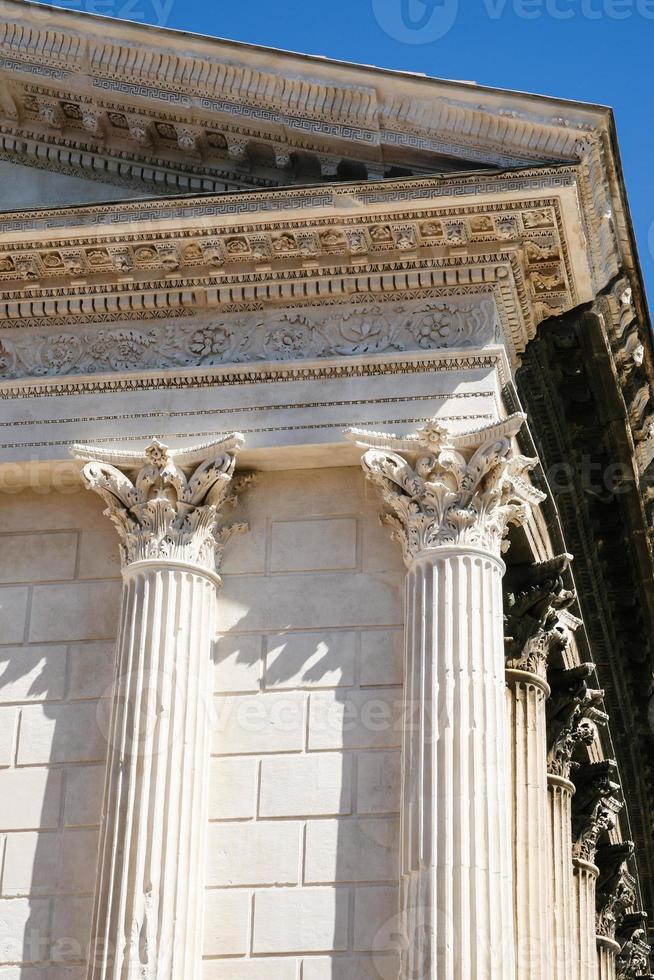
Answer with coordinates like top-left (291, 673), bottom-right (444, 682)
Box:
top-left (507, 673), bottom-right (551, 980)
top-left (88, 562), bottom-right (217, 979)
top-left (548, 776), bottom-right (576, 980)
top-left (597, 938), bottom-right (619, 980)
top-left (401, 550), bottom-right (515, 980)
top-left (574, 860), bottom-right (600, 980)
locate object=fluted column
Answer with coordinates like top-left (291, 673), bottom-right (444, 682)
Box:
top-left (546, 666), bottom-right (600, 980)
top-left (598, 937), bottom-right (622, 980)
top-left (346, 413), bottom-right (546, 980)
top-left (548, 773), bottom-right (576, 980)
top-left (504, 556), bottom-right (575, 980)
top-left (595, 844), bottom-right (638, 980)
top-left (71, 436), bottom-right (249, 980)
top-left (575, 858), bottom-right (601, 980)
top-left (572, 763), bottom-right (623, 980)
top-left (507, 668), bottom-right (551, 978)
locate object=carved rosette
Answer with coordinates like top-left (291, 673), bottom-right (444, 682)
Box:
top-left (504, 553), bottom-right (576, 679)
top-left (71, 435), bottom-right (250, 576)
top-left (346, 412), bottom-right (545, 565)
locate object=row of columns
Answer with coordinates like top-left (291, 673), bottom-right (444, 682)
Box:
top-left (70, 417), bottom-right (651, 980)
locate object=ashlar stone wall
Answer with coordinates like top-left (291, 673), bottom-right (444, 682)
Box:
top-left (0, 465), bottom-right (405, 980)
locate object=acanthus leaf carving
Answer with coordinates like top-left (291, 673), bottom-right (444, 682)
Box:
top-left (0, 298), bottom-right (497, 381)
top-left (616, 921), bottom-right (654, 980)
top-left (71, 436), bottom-right (251, 576)
top-left (345, 412), bottom-right (545, 563)
top-left (504, 553), bottom-right (576, 678)
top-left (547, 661), bottom-right (608, 779)
top-left (572, 761), bottom-right (623, 865)
top-left (596, 843), bottom-right (638, 941)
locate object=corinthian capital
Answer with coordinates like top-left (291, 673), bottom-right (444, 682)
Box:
top-left (617, 923), bottom-right (653, 979)
top-left (572, 761), bottom-right (623, 864)
top-left (345, 413), bottom-right (545, 564)
top-left (71, 435), bottom-right (250, 576)
top-left (504, 554), bottom-right (576, 678)
top-left (596, 843), bottom-right (637, 941)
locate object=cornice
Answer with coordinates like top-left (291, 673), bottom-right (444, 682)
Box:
top-left (0, 0), bottom-right (606, 179)
top-left (0, 171), bottom-right (597, 378)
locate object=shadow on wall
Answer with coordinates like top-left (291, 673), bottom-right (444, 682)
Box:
top-left (208, 466), bottom-right (406, 978)
top-left (0, 485), bottom-right (121, 978)
top-left (0, 465), bottom-right (406, 978)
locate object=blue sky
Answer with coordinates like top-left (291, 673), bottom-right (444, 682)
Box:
top-left (39, 0), bottom-right (654, 299)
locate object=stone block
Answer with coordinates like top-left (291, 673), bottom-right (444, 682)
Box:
top-left (252, 887), bottom-right (349, 954)
top-left (264, 631), bottom-right (356, 690)
top-left (76, 530), bottom-right (120, 580)
top-left (360, 631), bottom-right (403, 687)
top-left (17, 703), bottom-right (107, 765)
top-left (2, 829), bottom-right (97, 896)
top-left (207, 821), bottom-right (301, 886)
top-left (50, 896), bottom-right (93, 963)
top-left (63, 766), bottom-right (104, 827)
top-left (259, 753), bottom-right (352, 818)
top-left (0, 532), bottom-right (77, 585)
top-left (308, 690), bottom-right (403, 751)
top-left (0, 587), bottom-right (29, 645)
top-left (212, 692), bottom-right (306, 756)
top-left (203, 961), bottom-right (298, 980)
top-left (213, 634), bottom-right (262, 694)
top-left (257, 469), bottom-right (363, 521)
top-left (304, 818), bottom-right (399, 883)
top-left (361, 511), bottom-right (404, 574)
top-left (353, 886), bottom-right (399, 952)
top-left (220, 508), bottom-right (266, 576)
top-left (270, 519), bottom-right (357, 573)
top-left (0, 897), bottom-right (50, 964)
top-left (2, 490), bottom-right (107, 533)
top-left (0, 646), bottom-right (67, 703)
top-left (0, 489), bottom-right (102, 533)
top-left (208, 757), bottom-right (258, 821)
top-left (0, 708), bottom-right (16, 767)
top-left (203, 890), bottom-right (250, 956)
top-left (66, 642), bottom-right (115, 700)
top-left (29, 581), bottom-right (121, 643)
top-left (356, 752), bottom-right (401, 815)
top-left (302, 954), bottom-right (401, 980)
top-left (0, 769), bottom-right (63, 830)
top-left (220, 573), bottom-right (402, 633)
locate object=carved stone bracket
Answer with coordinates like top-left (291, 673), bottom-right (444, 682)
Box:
top-left (71, 436), bottom-right (251, 576)
top-left (596, 843), bottom-right (638, 941)
top-left (345, 412), bottom-right (545, 565)
top-left (547, 665), bottom-right (607, 780)
top-left (572, 761), bottom-right (623, 865)
top-left (616, 919), bottom-right (654, 980)
top-left (504, 553), bottom-right (576, 679)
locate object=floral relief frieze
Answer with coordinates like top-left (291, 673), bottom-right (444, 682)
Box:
top-left (0, 298), bottom-right (497, 379)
